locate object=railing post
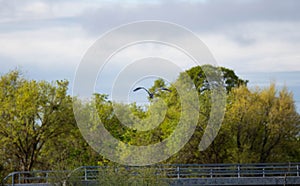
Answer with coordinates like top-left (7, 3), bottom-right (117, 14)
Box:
top-left (177, 166), bottom-right (180, 179)
top-left (210, 169), bottom-right (213, 178)
top-left (237, 165), bottom-right (240, 178)
top-left (262, 168), bottom-right (265, 177)
top-left (84, 167), bottom-right (87, 181)
top-left (297, 165), bottom-right (299, 177)
top-left (18, 173), bottom-right (21, 184)
top-left (12, 173), bottom-right (14, 186)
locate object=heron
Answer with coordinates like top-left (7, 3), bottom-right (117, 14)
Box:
top-left (133, 87), bottom-right (171, 99)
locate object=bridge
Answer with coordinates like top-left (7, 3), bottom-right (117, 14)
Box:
top-left (2, 162), bottom-right (300, 185)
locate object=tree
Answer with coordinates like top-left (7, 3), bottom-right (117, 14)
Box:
top-left (224, 84), bottom-right (300, 163)
top-left (112, 65), bottom-right (247, 164)
top-left (1, 65), bottom-right (297, 180)
top-left (185, 65), bottom-right (248, 93)
top-left (0, 70), bottom-right (76, 175)
top-left (39, 122), bottom-right (102, 171)
top-left (164, 65), bottom-right (247, 164)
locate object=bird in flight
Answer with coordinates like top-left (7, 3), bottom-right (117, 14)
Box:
top-left (133, 87), bottom-right (172, 99)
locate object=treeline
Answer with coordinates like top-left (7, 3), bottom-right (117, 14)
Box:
top-left (0, 66), bottom-right (299, 180)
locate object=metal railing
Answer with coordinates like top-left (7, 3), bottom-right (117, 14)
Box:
top-left (162, 163), bottom-right (300, 178)
top-left (2, 170), bottom-right (70, 185)
top-left (3, 162), bottom-right (300, 185)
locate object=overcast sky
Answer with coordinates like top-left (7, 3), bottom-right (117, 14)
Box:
top-left (0, 0), bottom-right (300, 108)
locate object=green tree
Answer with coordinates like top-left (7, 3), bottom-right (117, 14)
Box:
top-left (185, 65), bottom-right (247, 93)
top-left (224, 84), bottom-right (300, 163)
top-left (114, 65), bottom-right (247, 164)
top-left (0, 70), bottom-right (76, 177)
top-left (165, 65), bottom-right (246, 164)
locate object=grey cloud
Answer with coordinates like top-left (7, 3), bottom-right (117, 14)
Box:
top-left (0, 17), bottom-right (77, 34)
top-left (0, 0), bottom-right (19, 19)
top-left (78, 0), bottom-right (300, 34)
top-left (1, 0), bottom-right (300, 98)
top-left (2, 0), bottom-right (299, 33)
top-left (2, 0), bottom-right (299, 42)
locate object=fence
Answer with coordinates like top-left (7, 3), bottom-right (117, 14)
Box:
top-left (2, 162), bottom-right (300, 185)
top-left (163, 163), bottom-right (300, 178)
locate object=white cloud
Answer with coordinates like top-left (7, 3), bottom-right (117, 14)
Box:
top-left (22, 2), bottom-right (52, 17)
top-left (0, 0), bottom-right (104, 23)
top-left (200, 22), bottom-right (300, 73)
top-left (0, 0), bottom-right (299, 93)
top-left (0, 25), bottom-right (94, 71)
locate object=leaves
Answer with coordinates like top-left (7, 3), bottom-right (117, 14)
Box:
top-left (224, 84), bottom-right (300, 163)
top-left (0, 66), bottom-right (299, 180)
top-left (0, 70), bottom-right (77, 177)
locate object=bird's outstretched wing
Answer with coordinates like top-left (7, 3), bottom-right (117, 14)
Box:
top-left (133, 86), bottom-right (171, 99)
top-left (159, 87), bottom-right (172, 92)
top-left (133, 87), bottom-right (152, 97)
top-left (153, 87), bottom-right (172, 93)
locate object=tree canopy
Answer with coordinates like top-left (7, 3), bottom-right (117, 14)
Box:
top-left (0, 66), bottom-right (299, 180)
